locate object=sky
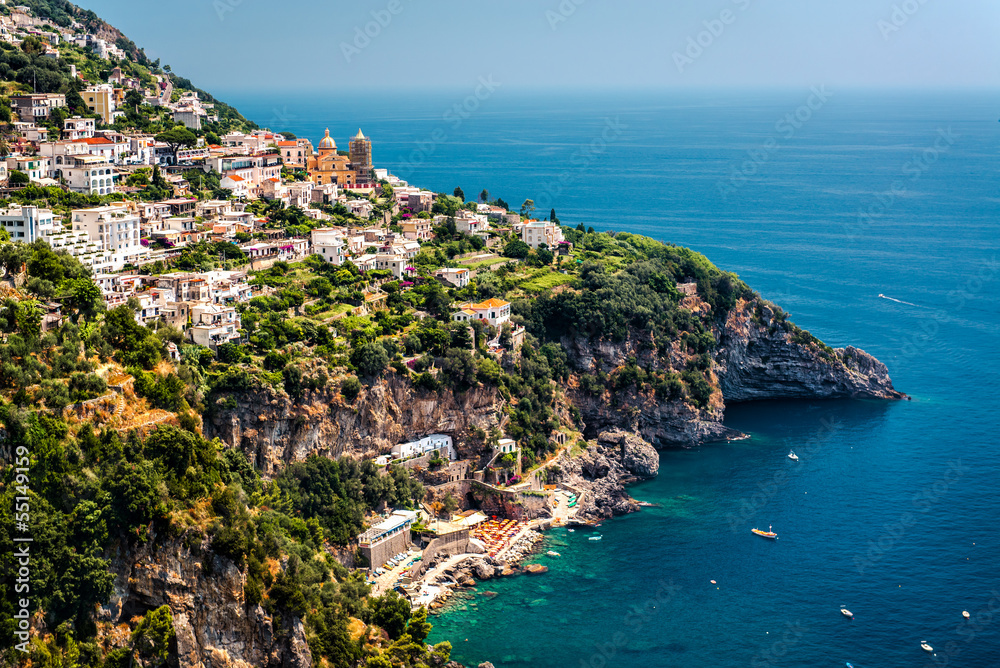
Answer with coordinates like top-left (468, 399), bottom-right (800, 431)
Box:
top-left (77, 0), bottom-right (999, 94)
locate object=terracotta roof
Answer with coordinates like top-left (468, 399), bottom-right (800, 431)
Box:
top-left (277, 141), bottom-right (296, 147)
top-left (74, 137), bottom-right (113, 145)
top-left (474, 298), bottom-right (510, 310)
top-left (226, 175), bottom-right (245, 182)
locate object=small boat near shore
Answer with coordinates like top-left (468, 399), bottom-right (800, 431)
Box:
top-left (921, 641), bottom-right (933, 653)
top-left (547, 550), bottom-right (561, 557)
top-left (588, 535), bottom-right (602, 541)
top-left (841, 608), bottom-right (853, 619)
top-left (752, 525), bottom-right (778, 539)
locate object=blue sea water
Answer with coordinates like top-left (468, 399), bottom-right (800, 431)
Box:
top-left (225, 89), bottom-right (1000, 667)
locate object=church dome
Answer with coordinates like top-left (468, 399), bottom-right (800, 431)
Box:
top-left (318, 128), bottom-right (336, 150)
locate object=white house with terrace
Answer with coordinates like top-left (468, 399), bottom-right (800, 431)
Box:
top-left (311, 228), bottom-right (347, 265)
top-left (391, 434), bottom-right (454, 461)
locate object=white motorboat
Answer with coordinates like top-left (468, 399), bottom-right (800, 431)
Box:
top-left (921, 641), bottom-right (933, 653)
top-left (589, 535), bottom-right (602, 541)
top-left (962, 610), bottom-right (971, 619)
top-left (841, 608), bottom-right (854, 619)
top-left (547, 551), bottom-right (561, 557)
top-left (788, 450), bottom-right (799, 461)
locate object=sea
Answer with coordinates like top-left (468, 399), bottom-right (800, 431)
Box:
top-left (223, 88), bottom-right (1000, 667)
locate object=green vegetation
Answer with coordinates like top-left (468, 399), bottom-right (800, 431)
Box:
top-left (0, 9), bottom-right (839, 662)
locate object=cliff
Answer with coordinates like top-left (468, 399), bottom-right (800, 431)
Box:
top-left (206, 374), bottom-right (504, 475)
top-left (715, 299), bottom-right (906, 402)
top-left (210, 298), bottom-right (903, 469)
top-left (555, 430), bottom-right (660, 521)
top-left (100, 530), bottom-right (310, 668)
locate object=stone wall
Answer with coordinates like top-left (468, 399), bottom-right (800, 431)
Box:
top-left (410, 529), bottom-right (470, 580)
top-left (362, 531), bottom-right (410, 571)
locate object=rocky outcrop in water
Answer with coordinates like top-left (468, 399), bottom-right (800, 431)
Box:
top-left (552, 431), bottom-right (661, 521)
top-left (209, 298), bottom-right (902, 472)
top-left (715, 300), bottom-right (906, 402)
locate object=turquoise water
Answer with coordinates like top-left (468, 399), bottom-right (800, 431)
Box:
top-left (226, 90), bottom-right (1000, 667)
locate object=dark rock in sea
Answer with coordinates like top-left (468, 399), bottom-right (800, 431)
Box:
top-left (473, 561), bottom-right (497, 580)
top-left (715, 301), bottom-right (907, 402)
top-left (599, 430), bottom-right (660, 477)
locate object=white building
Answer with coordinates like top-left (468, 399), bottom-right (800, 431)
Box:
top-left (496, 439), bottom-right (518, 455)
top-left (452, 298), bottom-right (511, 328)
top-left (0, 205), bottom-right (56, 242)
top-left (59, 155), bottom-right (117, 195)
top-left (374, 253), bottom-right (410, 279)
top-left (454, 213), bottom-right (487, 235)
top-left (220, 174), bottom-right (250, 199)
top-left (46, 229), bottom-right (117, 275)
top-left (434, 267), bottom-right (470, 289)
top-left (311, 228), bottom-right (346, 265)
top-left (522, 221), bottom-right (564, 250)
top-left (63, 116), bottom-right (96, 140)
top-left (188, 302), bottom-right (241, 348)
top-left (6, 156), bottom-right (49, 183)
top-left (70, 205), bottom-right (143, 269)
top-left (391, 434), bottom-right (454, 461)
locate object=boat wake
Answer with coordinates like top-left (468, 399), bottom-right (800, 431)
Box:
top-left (878, 294), bottom-right (924, 308)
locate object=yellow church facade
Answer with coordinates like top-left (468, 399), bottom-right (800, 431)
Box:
top-left (306, 129), bottom-right (357, 188)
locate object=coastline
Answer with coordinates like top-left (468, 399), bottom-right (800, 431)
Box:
top-left (416, 526), bottom-right (547, 613)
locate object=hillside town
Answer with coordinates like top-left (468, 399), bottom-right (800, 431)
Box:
top-left (0, 0), bottom-right (625, 652)
top-left (0, 5), bottom-right (575, 345)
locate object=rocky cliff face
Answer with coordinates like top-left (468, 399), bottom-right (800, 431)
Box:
top-left (209, 298), bottom-right (902, 469)
top-left (205, 375), bottom-right (504, 476)
top-left (100, 531), bottom-right (310, 668)
top-left (556, 297), bottom-right (903, 448)
top-left (715, 300), bottom-right (906, 402)
top-left (555, 430), bottom-right (661, 521)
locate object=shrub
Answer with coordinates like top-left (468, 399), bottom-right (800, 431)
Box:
top-left (341, 376), bottom-right (361, 402)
